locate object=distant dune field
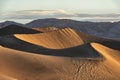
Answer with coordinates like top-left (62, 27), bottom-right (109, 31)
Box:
top-left (0, 25), bottom-right (120, 80)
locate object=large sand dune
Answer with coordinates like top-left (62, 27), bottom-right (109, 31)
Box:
top-left (15, 28), bottom-right (83, 49)
top-left (0, 26), bottom-right (120, 80)
top-left (15, 28), bottom-right (107, 49)
top-left (0, 44), bottom-right (120, 80)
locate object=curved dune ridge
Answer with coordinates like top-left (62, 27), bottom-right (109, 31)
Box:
top-left (15, 28), bottom-right (106, 49)
top-left (91, 43), bottom-right (120, 65)
top-left (0, 25), bottom-right (120, 80)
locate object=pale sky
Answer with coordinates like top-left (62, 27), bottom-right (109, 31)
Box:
top-left (0, 0), bottom-right (120, 23)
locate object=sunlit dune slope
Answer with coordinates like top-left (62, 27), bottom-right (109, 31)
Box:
top-left (0, 46), bottom-right (67, 80)
top-left (33, 27), bottom-right (59, 32)
top-left (91, 43), bottom-right (120, 64)
top-left (15, 28), bottom-right (83, 49)
top-left (0, 25), bottom-right (40, 36)
top-left (0, 45), bottom-right (120, 80)
top-left (15, 28), bottom-right (106, 49)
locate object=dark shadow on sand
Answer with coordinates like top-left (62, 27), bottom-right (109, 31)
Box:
top-left (0, 35), bottom-right (103, 58)
top-left (0, 25), bottom-right (41, 36)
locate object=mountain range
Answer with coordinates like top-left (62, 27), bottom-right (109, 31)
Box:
top-left (0, 18), bottom-right (120, 40)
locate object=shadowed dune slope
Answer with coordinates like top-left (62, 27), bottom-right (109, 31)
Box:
top-left (0, 34), bottom-right (102, 57)
top-left (15, 28), bottom-right (107, 49)
top-left (77, 31), bottom-right (120, 50)
top-left (0, 27), bottom-right (119, 57)
top-left (0, 25), bottom-right (40, 36)
top-left (100, 40), bottom-right (120, 50)
top-left (0, 45), bottom-right (120, 80)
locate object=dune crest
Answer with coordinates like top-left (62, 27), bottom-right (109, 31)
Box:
top-left (33, 27), bottom-right (59, 32)
top-left (91, 43), bottom-right (120, 65)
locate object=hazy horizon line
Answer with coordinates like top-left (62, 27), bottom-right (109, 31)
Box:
top-left (0, 9), bottom-right (120, 23)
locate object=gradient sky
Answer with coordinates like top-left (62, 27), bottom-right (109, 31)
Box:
top-left (0, 0), bottom-right (120, 23)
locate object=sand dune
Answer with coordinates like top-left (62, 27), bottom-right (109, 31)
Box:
top-left (15, 28), bottom-right (84, 49)
top-left (91, 43), bottom-right (120, 78)
top-left (15, 28), bottom-right (107, 49)
top-left (0, 26), bottom-right (120, 80)
top-left (91, 43), bottom-right (120, 64)
top-left (0, 46), bottom-right (64, 80)
top-left (0, 44), bottom-right (120, 80)
top-left (0, 34), bottom-right (102, 57)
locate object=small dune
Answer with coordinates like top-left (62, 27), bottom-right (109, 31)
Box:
top-left (91, 43), bottom-right (120, 65)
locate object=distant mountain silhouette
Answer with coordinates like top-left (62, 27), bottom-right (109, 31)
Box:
top-left (0, 21), bottom-right (23, 28)
top-left (25, 18), bottom-right (120, 40)
top-left (0, 25), bottom-right (40, 36)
